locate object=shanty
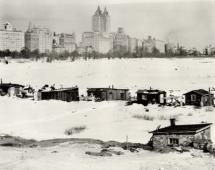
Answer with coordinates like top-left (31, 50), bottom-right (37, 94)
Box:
top-left (0, 82), bottom-right (24, 97)
top-left (136, 89), bottom-right (166, 105)
top-left (87, 86), bottom-right (130, 101)
top-left (184, 89), bottom-right (214, 106)
top-left (35, 86), bottom-right (79, 102)
top-left (149, 118), bottom-right (212, 149)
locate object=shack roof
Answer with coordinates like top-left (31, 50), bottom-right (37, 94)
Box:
top-left (137, 89), bottom-right (166, 94)
top-left (184, 89), bottom-right (211, 96)
top-left (87, 88), bottom-right (129, 91)
top-left (40, 87), bottom-right (78, 93)
top-left (0, 83), bottom-right (24, 88)
top-left (150, 123), bottom-right (212, 135)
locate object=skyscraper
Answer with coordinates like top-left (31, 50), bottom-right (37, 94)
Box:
top-left (101, 7), bottom-right (110, 33)
top-left (82, 6), bottom-right (112, 53)
top-left (82, 31), bottom-right (112, 53)
top-left (113, 27), bottom-right (129, 53)
top-left (25, 22), bottom-right (53, 53)
top-left (0, 22), bottom-right (24, 52)
top-left (53, 33), bottom-right (76, 53)
top-left (92, 6), bottom-right (110, 33)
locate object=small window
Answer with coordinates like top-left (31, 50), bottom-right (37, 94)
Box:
top-left (169, 138), bottom-right (179, 145)
top-left (191, 94), bottom-right (196, 101)
top-left (142, 94), bottom-right (147, 100)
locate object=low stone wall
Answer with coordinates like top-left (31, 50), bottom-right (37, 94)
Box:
top-left (152, 128), bottom-right (211, 149)
top-left (152, 134), bottom-right (194, 148)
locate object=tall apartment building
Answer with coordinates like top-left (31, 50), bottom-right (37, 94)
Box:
top-left (25, 23), bottom-right (52, 53)
top-left (59, 33), bottom-right (76, 52)
top-left (82, 6), bottom-right (112, 53)
top-left (53, 33), bottom-right (76, 53)
top-left (155, 39), bottom-right (165, 53)
top-left (82, 32), bottom-right (95, 50)
top-left (143, 36), bottom-right (156, 53)
top-left (113, 27), bottom-right (129, 53)
top-left (92, 6), bottom-right (110, 33)
top-left (82, 32), bottom-right (112, 53)
top-left (165, 42), bottom-right (177, 54)
top-left (128, 38), bottom-right (138, 53)
top-left (204, 45), bottom-right (215, 55)
top-left (0, 22), bottom-right (24, 52)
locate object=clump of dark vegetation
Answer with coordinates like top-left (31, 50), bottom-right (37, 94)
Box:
top-left (64, 126), bottom-right (86, 135)
top-left (132, 114), bottom-right (154, 121)
top-left (2, 46), bottom-right (210, 64)
top-left (0, 134), bottom-right (36, 147)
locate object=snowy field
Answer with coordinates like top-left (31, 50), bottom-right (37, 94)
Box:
top-left (0, 142), bottom-right (215, 170)
top-left (1, 57), bottom-right (215, 95)
top-left (0, 58), bottom-right (215, 169)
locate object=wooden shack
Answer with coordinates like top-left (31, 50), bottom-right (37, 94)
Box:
top-left (184, 89), bottom-right (214, 106)
top-left (37, 87), bottom-right (79, 102)
top-left (149, 119), bottom-right (212, 148)
top-left (0, 83), bottom-right (24, 97)
top-left (87, 87), bottom-right (130, 101)
top-left (136, 89), bottom-right (166, 105)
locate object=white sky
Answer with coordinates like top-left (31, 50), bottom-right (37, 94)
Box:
top-left (0, 0), bottom-right (215, 49)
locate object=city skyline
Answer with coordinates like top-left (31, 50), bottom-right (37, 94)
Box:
top-left (0, 0), bottom-right (215, 50)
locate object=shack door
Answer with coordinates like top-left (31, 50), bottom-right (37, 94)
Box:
top-left (120, 93), bottom-right (125, 100)
top-left (101, 91), bottom-right (107, 100)
top-left (160, 94), bottom-right (164, 104)
top-left (108, 91), bottom-right (113, 100)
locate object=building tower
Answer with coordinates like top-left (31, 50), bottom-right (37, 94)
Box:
top-left (92, 6), bottom-right (102, 32)
top-left (102, 7), bottom-right (110, 33)
top-left (27, 21), bottom-right (33, 31)
top-left (82, 5), bottom-right (112, 53)
top-left (92, 6), bottom-right (110, 33)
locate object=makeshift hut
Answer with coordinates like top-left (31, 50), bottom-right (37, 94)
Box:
top-left (87, 87), bottom-right (130, 101)
top-left (136, 89), bottom-right (166, 105)
top-left (149, 118), bottom-right (212, 148)
top-left (36, 86), bottom-right (79, 102)
top-left (0, 82), bottom-right (24, 97)
top-left (184, 89), bottom-right (214, 106)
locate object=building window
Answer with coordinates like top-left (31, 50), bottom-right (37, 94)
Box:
top-left (169, 138), bottom-right (179, 145)
top-left (191, 94), bottom-right (196, 101)
top-left (142, 94), bottom-right (147, 100)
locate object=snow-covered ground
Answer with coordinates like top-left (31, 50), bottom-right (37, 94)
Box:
top-left (0, 98), bottom-right (214, 143)
top-left (1, 58), bottom-right (215, 95)
top-left (0, 142), bottom-right (214, 170)
top-left (0, 58), bottom-right (215, 169)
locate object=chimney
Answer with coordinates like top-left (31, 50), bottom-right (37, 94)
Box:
top-left (170, 118), bottom-right (176, 126)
